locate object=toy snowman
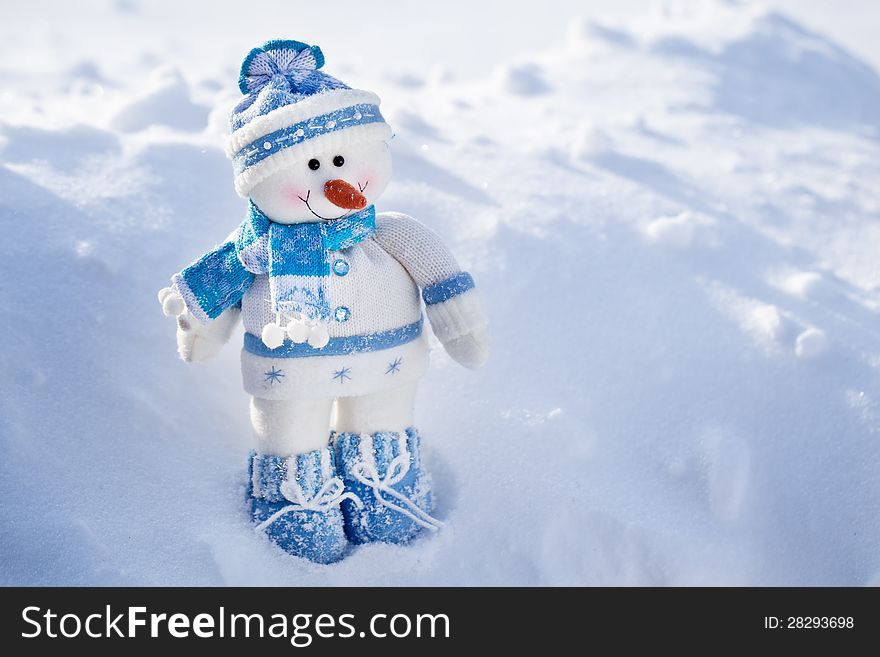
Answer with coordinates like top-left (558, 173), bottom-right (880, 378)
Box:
top-left (158, 40), bottom-right (488, 563)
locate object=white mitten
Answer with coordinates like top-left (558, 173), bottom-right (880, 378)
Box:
top-left (425, 288), bottom-right (490, 370)
top-left (443, 325), bottom-right (490, 369)
top-left (157, 287), bottom-right (240, 363)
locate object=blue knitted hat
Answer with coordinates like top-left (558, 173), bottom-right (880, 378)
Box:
top-left (225, 39), bottom-right (392, 197)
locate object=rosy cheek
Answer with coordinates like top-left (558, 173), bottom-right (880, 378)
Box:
top-left (281, 186), bottom-right (309, 204)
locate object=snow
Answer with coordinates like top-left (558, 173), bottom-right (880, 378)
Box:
top-left (110, 68), bottom-right (210, 133)
top-left (2, 0), bottom-right (880, 586)
top-left (495, 63), bottom-right (552, 96)
top-left (640, 211), bottom-right (716, 248)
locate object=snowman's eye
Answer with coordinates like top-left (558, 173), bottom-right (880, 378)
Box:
top-left (308, 158), bottom-right (320, 170)
top-left (333, 155), bottom-right (345, 167)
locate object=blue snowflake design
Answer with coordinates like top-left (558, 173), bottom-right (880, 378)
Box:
top-left (386, 357), bottom-right (403, 375)
top-left (332, 366), bottom-right (352, 383)
top-left (264, 366), bottom-right (285, 385)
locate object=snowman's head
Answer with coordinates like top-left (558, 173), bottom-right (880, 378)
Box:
top-left (248, 136), bottom-right (392, 224)
top-left (226, 40), bottom-right (393, 218)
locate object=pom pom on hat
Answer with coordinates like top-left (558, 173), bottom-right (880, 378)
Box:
top-left (229, 38), bottom-right (350, 134)
top-left (238, 39), bottom-right (326, 95)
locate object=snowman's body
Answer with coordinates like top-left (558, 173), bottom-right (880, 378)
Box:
top-left (239, 211), bottom-right (456, 401)
top-left (239, 209), bottom-right (478, 458)
top-left (159, 40), bottom-right (488, 562)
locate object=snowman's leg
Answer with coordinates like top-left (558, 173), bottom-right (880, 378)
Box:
top-left (334, 382), bottom-right (417, 434)
top-left (247, 394), bottom-right (347, 564)
top-left (249, 395), bottom-right (334, 457)
top-left (333, 383), bottom-right (439, 544)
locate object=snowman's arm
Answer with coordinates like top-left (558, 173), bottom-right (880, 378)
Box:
top-left (374, 212), bottom-right (488, 368)
top-left (159, 230), bottom-right (253, 362)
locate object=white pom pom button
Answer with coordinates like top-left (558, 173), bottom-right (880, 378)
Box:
top-left (286, 319), bottom-right (310, 343)
top-left (261, 322), bottom-right (286, 349)
top-left (307, 324), bottom-right (330, 349)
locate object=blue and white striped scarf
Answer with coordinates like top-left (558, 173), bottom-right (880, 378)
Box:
top-left (236, 202), bottom-right (376, 321)
top-left (173, 203), bottom-right (375, 325)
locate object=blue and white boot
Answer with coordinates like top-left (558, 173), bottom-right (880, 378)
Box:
top-left (334, 428), bottom-right (442, 545)
top-left (247, 447), bottom-right (357, 563)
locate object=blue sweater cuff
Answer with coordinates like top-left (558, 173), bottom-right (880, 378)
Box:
top-left (422, 271), bottom-right (475, 306)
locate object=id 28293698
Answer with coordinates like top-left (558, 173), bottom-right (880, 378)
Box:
top-left (764, 617), bottom-right (854, 630)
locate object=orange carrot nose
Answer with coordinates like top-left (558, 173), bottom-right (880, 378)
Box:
top-left (324, 179), bottom-right (367, 209)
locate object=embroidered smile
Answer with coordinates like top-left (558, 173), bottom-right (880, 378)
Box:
top-left (297, 190), bottom-right (352, 221)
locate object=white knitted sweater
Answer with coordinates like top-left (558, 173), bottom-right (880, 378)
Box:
top-left (242, 212), bottom-right (454, 336)
top-left (234, 212), bottom-right (485, 399)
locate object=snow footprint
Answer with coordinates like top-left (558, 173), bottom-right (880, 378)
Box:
top-left (701, 428), bottom-right (751, 524)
